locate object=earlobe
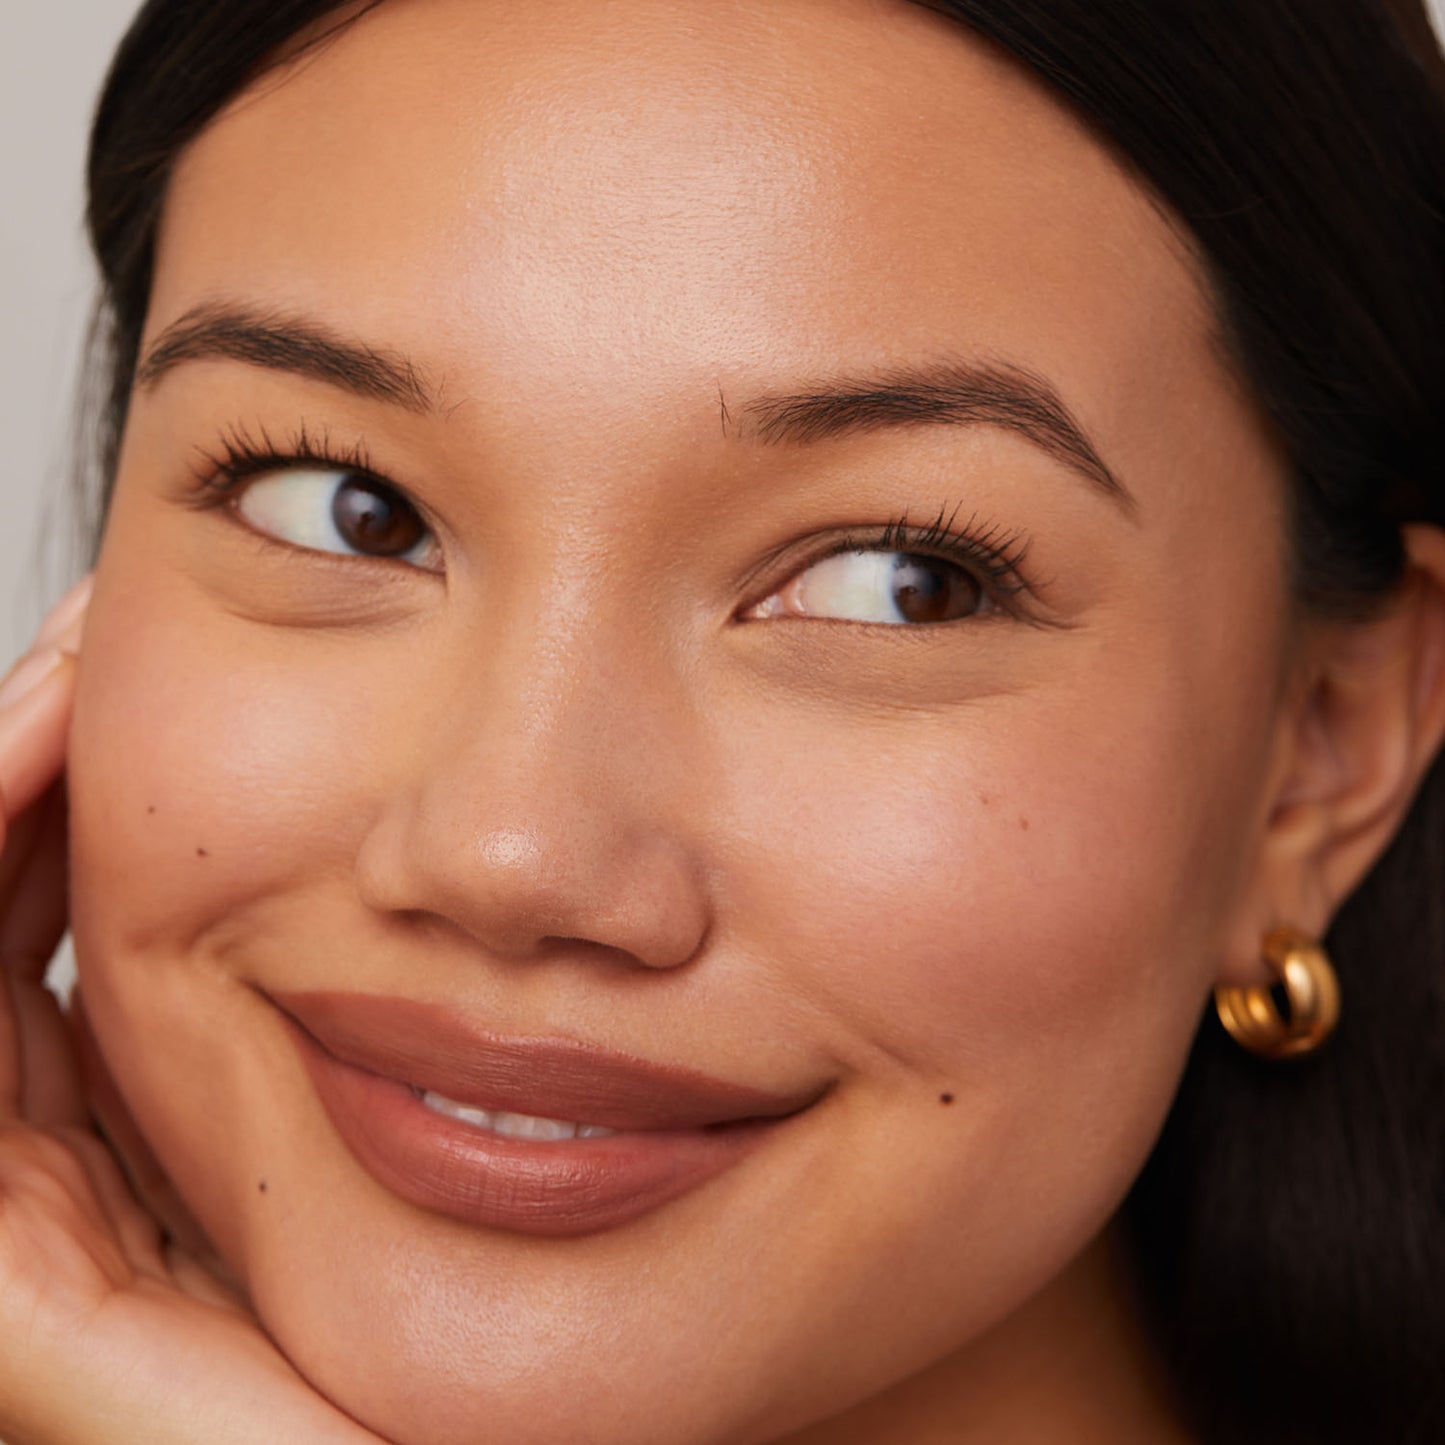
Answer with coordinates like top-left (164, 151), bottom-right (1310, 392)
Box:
top-left (1219, 523), bottom-right (1445, 988)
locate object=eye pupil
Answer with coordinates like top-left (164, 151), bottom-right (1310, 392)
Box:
top-left (891, 554), bottom-right (982, 623)
top-left (331, 476), bottom-right (425, 556)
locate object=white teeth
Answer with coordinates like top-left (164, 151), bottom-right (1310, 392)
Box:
top-left (419, 1090), bottom-right (617, 1141)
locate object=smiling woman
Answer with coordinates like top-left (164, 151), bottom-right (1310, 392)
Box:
top-left (0, 2), bottom-right (1443, 1444)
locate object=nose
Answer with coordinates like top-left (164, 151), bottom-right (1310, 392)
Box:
top-left (353, 616), bottom-right (713, 973)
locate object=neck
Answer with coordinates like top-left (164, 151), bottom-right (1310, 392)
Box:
top-left (778, 1225), bottom-right (1193, 1445)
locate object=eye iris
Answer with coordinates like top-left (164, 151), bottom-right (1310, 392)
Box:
top-left (891, 554), bottom-right (982, 623)
top-left (331, 476), bottom-right (425, 556)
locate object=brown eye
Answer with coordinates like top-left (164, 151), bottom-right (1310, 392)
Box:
top-left (747, 549), bottom-right (988, 624)
top-left (332, 476), bottom-right (427, 557)
top-left (234, 467), bottom-right (438, 567)
top-left (890, 555), bottom-right (984, 623)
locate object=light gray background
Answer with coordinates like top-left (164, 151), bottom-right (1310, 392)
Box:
top-left (5, 0), bottom-right (1445, 651)
top-left (3, 0), bottom-right (142, 645)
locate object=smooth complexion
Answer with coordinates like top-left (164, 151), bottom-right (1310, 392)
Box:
top-left (60, 1), bottom-right (1445, 1442)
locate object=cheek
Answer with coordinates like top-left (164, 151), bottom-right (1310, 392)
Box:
top-left (715, 677), bottom-right (1259, 1200)
top-left (730, 724), bottom-right (1204, 1026)
top-left (66, 571), bottom-right (396, 1244)
top-left (69, 595), bottom-right (367, 942)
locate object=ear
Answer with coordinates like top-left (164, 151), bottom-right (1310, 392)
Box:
top-left (1219, 524), bottom-right (1445, 987)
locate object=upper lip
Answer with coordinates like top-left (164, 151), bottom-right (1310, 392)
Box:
top-left (267, 988), bottom-right (825, 1132)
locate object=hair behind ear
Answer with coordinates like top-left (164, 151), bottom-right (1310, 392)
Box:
top-left (1123, 751), bottom-right (1445, 1445)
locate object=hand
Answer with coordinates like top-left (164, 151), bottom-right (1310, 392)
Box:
top-left (0, 580), bottom-right (391, 1445)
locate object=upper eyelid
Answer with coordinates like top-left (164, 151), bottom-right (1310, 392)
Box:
top-left (192, 420), bottom-right (380, 489)
top-left (835, 526), bottom-right (1027, 572)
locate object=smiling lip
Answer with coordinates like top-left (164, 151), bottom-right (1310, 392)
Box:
top-left (269, 989), bottom-right (822, 1237)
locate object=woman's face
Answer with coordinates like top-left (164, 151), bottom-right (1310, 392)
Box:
top-left (69, 1), bottom-right (1296, 1440)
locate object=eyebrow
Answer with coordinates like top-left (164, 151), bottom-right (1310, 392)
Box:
top-left (738, 359), bottom-right (1133, 513)
top-left (137, 307), bottom-right (1129, 513)
top-left (135, 302), bottom-right (435, 412)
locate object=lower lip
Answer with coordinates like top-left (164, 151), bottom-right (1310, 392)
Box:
top-left (285, 1018), bottom-right (783, 1237)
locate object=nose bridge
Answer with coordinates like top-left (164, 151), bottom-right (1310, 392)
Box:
top-left (456, 572), bottom-right (679, 806)
top-left (357, 586), bottom-right (710, 968)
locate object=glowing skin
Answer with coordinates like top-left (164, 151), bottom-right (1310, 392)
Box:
top-left (59, 1), bottom-right (1445, 1442)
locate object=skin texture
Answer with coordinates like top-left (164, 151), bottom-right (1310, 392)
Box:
top-left (30, 0), bottom-right (1445, 1441)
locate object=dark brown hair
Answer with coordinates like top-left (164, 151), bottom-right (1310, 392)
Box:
top-left (83, 3), bottom-right (1445, 1441)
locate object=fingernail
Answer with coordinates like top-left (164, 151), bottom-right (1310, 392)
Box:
top-left (35, 575), bottom-right (95, 650)
top-left (0, 647), bottom-right (65, 712)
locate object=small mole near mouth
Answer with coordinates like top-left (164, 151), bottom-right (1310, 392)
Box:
top-left (196, 847), bottom-right (209, 857)
top-left (258, 1180), bottom-right (268, 1193)
top-left (147, 805), bottom-right (156, 815)
top-left (939, 1092), bottom-right (955, 1106)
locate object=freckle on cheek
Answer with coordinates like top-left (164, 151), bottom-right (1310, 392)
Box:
top-left (196, 847), bottom-right (209, 858)
top-left (939, 1092), bottom-right (955, 1106)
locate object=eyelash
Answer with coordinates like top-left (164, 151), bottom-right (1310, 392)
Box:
top-left (825, 503), bottom-right (1033, 605)
top-left (187, 426), bottom-right (1034, 609)
top-left (189, 419), bottom-right (385, 497)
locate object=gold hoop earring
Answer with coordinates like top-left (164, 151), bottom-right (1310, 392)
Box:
top-left (1213, 927), bottom-right (1341, 1059)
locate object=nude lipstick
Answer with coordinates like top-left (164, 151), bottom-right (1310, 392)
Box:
top-left (269, 990), bottom-right (820, 1237)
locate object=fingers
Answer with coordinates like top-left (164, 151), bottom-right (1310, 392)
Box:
top-left (0, 786), bottom-right (76, 1120)
top-left (1, 786), bottom-right (69, 988)
top-left (0, 787), bottom-right (72, 1121)
top-left (51, 1121), bottom-right (168, 1281)
top-left (0, 1123), bottom-right (137, 1294)
top-left (5, 791), bottom-right (85, 1126)
top-left (32, 574), bottom-right (95, 653)
top-left (0, 652), bottom-right (75, 828)
top-left (0, 576), bottom-right (93, 1118)
top-left (0, 575), bottom-right (90, 831)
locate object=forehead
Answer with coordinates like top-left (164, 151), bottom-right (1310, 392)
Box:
top-left (154, 0), bottom-right (1217, 449)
